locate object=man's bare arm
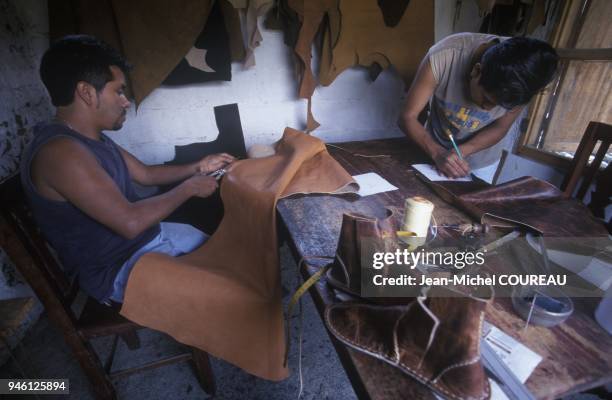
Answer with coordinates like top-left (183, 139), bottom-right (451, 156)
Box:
top-left (31, 137), bottom-right (218, 239)
top-left (119, 147), bottom-right (235, 186)
top-left (399, 57), bottom-right (471, 178)
top-left (400, 57), bottom-right (443, 157)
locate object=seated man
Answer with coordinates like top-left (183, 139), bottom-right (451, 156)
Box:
top-left (21, 35), bottom-right (235, 305)
top-left (400, 33), bottom-right (558, 178)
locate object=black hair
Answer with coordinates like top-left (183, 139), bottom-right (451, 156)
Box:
top-left (479, 37), bottom-right (558, 109)
top-left (39, 35), bottom-right (131, 107)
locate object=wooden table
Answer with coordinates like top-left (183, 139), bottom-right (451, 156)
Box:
top-left (277, 138), bottom-right (612, 400)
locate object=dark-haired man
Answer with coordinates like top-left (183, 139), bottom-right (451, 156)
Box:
top-left (21, 35), bottom-right (235, 304)
top-left (400, 33), bottom-right (558, 178)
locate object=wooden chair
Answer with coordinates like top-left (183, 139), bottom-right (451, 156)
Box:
top-left (561, 121), bottom-right (612, 199)
top-left (0, 174), bottom-right (216, 400)
top-left (560, 121), bottom-right (612, 232)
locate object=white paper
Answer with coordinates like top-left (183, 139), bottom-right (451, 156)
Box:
top-left (412, 163), bottom-right (472, 182)
top-left (352, 172), bottom-right (398, 197)
top-left (483, 322), bottom-right (542, 384)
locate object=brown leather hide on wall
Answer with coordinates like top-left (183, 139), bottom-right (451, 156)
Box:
top-left (319, 0), bottom-right (434, 87)
top-left (49, 0), bottom-right (213, 104)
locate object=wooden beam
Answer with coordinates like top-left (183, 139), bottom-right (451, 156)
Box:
top-left (556, 48), bottom-right (612, 60)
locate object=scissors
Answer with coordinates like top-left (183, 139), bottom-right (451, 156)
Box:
top-left (207, 168), bottom-right (227, 180)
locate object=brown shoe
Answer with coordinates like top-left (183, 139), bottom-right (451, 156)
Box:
top-left (325, 286), bottom-right (492, 400)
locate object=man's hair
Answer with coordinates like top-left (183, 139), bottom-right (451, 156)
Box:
top-left (479, 37), bottom-right (558, 109)
top-left (40, 35), bottom-right (131, 107)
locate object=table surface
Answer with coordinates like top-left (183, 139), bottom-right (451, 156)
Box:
top-left (277, 138), bottom-right (612, 400)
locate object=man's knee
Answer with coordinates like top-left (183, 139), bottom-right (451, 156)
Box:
top-left (160, 222), bottom-right (208, 254)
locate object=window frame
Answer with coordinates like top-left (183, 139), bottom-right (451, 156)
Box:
top-left (516, 0), bottom-right (612, 170)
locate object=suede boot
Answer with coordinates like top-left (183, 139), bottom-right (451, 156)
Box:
top-left (325, 286), bottom-right (492, 400)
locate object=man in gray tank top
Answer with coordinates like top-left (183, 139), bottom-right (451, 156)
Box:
top-left (400, 33), bottom-right (558, 178)
top-left (22, 35), bottom-right (235, 304)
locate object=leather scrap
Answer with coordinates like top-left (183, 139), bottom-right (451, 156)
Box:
top-left (319, 0), bottom-right (434, 87)
top-left (377, 0), bottom-right (411, 28)
top-left (228, 0), bottom-right (274, 68)
top-left (49, 0), bottom-right (214, 104)
top-left (287, 0), bottom-right (340, 132)
top-left (121, 128), bottom-right (358, 380)
top-left (163, 0), bottom-right (231, 85)
top-left (220, 0), bottom-right (247, 62)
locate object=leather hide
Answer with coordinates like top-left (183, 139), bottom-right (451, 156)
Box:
top-left (120, 128), bottom-right (358, 380)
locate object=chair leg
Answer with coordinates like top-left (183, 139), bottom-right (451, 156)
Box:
top-left (119, 329), bottom-right (141, 350)
top-left (65, 333), bottom-right (117, 400)
top-left (191, 348), bottom-right (216, 396)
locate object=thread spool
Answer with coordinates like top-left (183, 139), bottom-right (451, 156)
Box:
top-left (403, 196), bottom-right (434, 237)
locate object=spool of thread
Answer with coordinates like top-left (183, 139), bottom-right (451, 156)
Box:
top-left (403, 196), bottom-right (434, 237)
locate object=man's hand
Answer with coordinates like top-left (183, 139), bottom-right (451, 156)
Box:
top-left (196, 153), bottom-right (236, 175)
top-left (433, 149), bottom-right (471, 178)
top-left (184, 174), bottom-right (219, 198)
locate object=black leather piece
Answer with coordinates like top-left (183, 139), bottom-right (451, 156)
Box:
top-left (163, 0), bottom-right (232, 85)
top-left (163, 103), bottom-right (247, 234)
top-left (377, 0), bottom-right (411, 27)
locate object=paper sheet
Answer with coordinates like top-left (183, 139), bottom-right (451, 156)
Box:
top-left (482, 322), bottom-right (542, 384)
top-left (352, 172), bottom-right (398, 197)
top-left (412, 163), bottom-right (472, 182)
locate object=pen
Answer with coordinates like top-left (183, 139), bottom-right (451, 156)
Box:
top-left (446, 131), bottom-right (464, 161)
top-left (446, 131), bottom-right (478, 180)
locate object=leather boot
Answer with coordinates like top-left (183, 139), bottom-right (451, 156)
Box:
top-left (326, 208), bottom-right (406, 301)
top-left (325, 286), bottom-right (492, 400)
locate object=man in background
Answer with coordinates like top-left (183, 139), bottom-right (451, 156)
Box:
top-left (400, 33), bottom-right (558, 178)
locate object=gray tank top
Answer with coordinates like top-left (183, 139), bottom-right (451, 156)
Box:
top-left (20, 122), bottom-right (160, 302)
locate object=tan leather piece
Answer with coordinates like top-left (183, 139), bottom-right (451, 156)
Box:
top-left (49, 0), bottom-right (214, 104)
top-left (319, 0), bottom-right (434, 86)
top-left (289, 0), bottom-right (339, 99)
top-left (121, 128), bottom-right (358, 380)
top-left (287, 0), bottom-right (340, 131)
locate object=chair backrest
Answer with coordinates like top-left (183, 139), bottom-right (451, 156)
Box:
top-left (0, 174), bottom-right (78, 315)
top-left (561, 121), bottom-right (612, 199)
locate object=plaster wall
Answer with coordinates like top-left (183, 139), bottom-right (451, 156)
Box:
top-left (0, 0), bottom-right (52, 301)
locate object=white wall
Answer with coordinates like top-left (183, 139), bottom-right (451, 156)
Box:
top-left (109, 26), bottom-right (409, 165)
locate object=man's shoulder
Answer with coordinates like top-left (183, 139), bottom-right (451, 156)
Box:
top-left (429, 33), bottom-right (502, 56)
top-left (30, 129), bottom-right (99, 179)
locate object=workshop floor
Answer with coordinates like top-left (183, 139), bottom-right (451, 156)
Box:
top-left (0, 244), bottom-right (609, 400)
